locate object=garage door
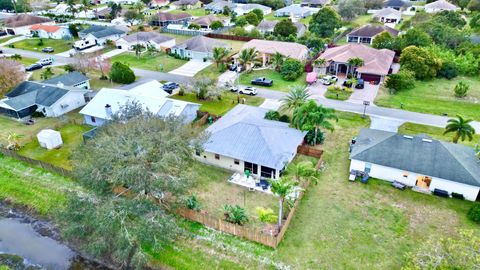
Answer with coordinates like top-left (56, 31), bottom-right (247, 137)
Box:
top-left (360, 73), bottom-right (381, 84)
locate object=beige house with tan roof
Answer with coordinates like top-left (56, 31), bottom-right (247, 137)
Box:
top-left (320, 44), bottom-right (395, 83)
top-left (239, 39), bottom-right (309, 66)
top-left (4, 14), bottom-right (53, 35)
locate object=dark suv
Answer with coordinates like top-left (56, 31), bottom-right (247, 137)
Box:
top-left (251, 77), bottom-right (273, 87)
top-left (162, 82), bottom-right (179, 94)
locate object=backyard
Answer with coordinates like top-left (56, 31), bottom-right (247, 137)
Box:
top-left (10, 38), bottom-right (74, 53)
top-left (171, 92), bottom-right (264, 116)
top-left (239, 69), bottom-right (307, 92)
top-left (111, 52), bottom-right (188, 72)
top-left (375, 76), bottom-right (480, 121)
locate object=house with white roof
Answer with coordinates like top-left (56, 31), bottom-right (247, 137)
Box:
top-left (198, 104), bottom-right (306, 180)
top-left (79, 80), bottom-right (200, 126)
top-left (115, 32), bottom-right (176, 50)
top-left (275, 4), bottom-right (312, 18)
top-left (233, 3), bottom-right (272, 16)
top-left (424, 0), bottom-right (458, 13)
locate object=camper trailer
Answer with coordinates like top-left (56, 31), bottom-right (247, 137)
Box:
top-left (73, 38), bottom-right (97, 50)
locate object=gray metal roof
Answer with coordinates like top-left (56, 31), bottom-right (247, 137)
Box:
top-left (121, 32), bottom-right (174, 44)
top-left (80, 25), bottom-right (126, 38)
top-left (42, 71), bottom-right (89, 86)
top-left (350, 128), bottom-right (480, 187)
top-left (173, 35), bottom-right (228, 53)
top-left (204, 105), bottom-right (306, 170)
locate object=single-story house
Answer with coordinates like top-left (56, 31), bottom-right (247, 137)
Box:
top-left (0, 81), bottom-right (89, 119)
top-left (383, 0), bottom-right (412, 11)
top-left (350, 128), bottom-right (480, 201)
top-left (275, 4), bottom-right (312, 18)
top-left (300, 0), bottom-right (326, 8)
top-left (77, 25), bottom-right (127, 46)
top-left (115, 32), bottom-right (175, 50)
top-left (233, 3), bottom-right (272, 16)
top-left (190, 14), bottom-right (227, 30)
top-left (4, 14), bottom-right (53, 35)
top-left (319, 43), bottom-right (395, 83)
top-left (198, 104), bottom-right (306, 180)
top-left (30, 24), bottom-right (72, 39)
top-left (257, 20), bottom-right (306, 37)
top-left (204, 0), bottom-right (236, 14)
top-left (239, 39), bottom-right (309, 66)
top-left (80, 80), bottom-right (200, 126)
top-left (372, 7), bottom-right (402, 24)
top-left (149, 12), bottom-right (193, 27)
top-left (43, 71), bottom-right (91, 89)
top-left (172, 0), bottom-right (201, 10)
top-left (150, 0), bottom-right (170, 8)
top-left (171, 35), bottom-right (229, 60)
top-left (424, 0), bottom-right (458, 13)
top-left (346, 24), bottom-right (399, 45)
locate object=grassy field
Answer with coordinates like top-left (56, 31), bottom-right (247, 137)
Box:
top-left (11, 38), bottom-right (74, 53)
top-left (239, 69), bottom-right (307, 92)
top-left (170, 7), bottom-right (207, 17)
top-left (171, 92), bottom-right (264, 115)
top-left (18, 124), bottom-right (92, 170)
top-left (375, 76), bottom-right (480, 121)
top-left (111, 52), bottom-right (188, 72)
top-left (324, 86), bottom-right (353, 100)
top-left (398, 122), bottom-right (480, 148)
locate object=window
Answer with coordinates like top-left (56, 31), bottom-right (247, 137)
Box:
top-left (215, 154), bottom-right (220, 160)
top-left (195, 149), bottom-right (200, 156)
top-left (90, 116), bottom-right (96, 123)
top-left (244, 162), bottom-right (258, 174)
top-left (364, 163), bottom-right (372, 173)
top-left (234, 159), bottom-right (240, 165)
top-left (260, 166), bottom-right (276, 179)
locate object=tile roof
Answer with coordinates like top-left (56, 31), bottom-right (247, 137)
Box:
top-left (30, 24), bottom-right (61, 33)
top-left (173, 0), bottom-right (199, 5)
top-left (204, 104), bottom-right (306, 169)
top-left (351, 128), bottom-right (480, 187)
top-left (241, 39), bottom-right (309, 60)
top-left (347, 24), bottom-right (400, 38)
top-left (42, 71), bottom-right (89, 87)
top-left (151, 12), bottom-right (192, 21)
top-left (5, 14), bottom-right (52, 28)
top-left (173, 35), bottom-right (228, 53)
top-left (120, 31), bottom-right (174, 44)
top-left (320, 44), bottom-right (395, 75)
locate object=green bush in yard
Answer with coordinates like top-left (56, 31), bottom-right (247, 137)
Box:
top-left (109, 62), bottom-right (135, 84)
top-left (256, 207), bottom-right (277, 224)
top-left (437, 60), bottom-right (458, 80)
top-left (264, 110), bottom-right (280, 120)
top-left (454, 81), bottom-right (470, 98)
top-left (384, 70), bottom-right (415, 93)
top-left (223, 204), bottom-right (249, 225)
top-left (467, 203), bottom-right (480, 223)
top-left (186, 194), bottom-right (201, 211)
top-left (280, 58), bottom-right (304, 81)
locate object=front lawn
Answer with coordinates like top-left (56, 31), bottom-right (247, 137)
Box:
top-left (239, 69), bottom-right (307, 92)
top-left (18, 124), bottom-right (92, 170)
top-left (11, 38), bottom-right (74, 53)
top-left (375, 76), bottom-right (480, 121)
top-left (171, 91), bottom-right (264, 116)
top-left (111, 52), bottom-right (188, 72)
top-left (10, 56), bottom-right (38, 66)
top-left (324, 86), bottom-right (353, 100)
top-left (170, 8), bottom-right (207, 17)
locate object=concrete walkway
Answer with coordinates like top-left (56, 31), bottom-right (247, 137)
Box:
top-left (169, 59), bottom-right (212, 77)
top-left (0, 35), bottom-right (26, 46)
top-left (100, 48), bottom-right (126, 59)
top-left (370, 116), bottom-right (405, 132)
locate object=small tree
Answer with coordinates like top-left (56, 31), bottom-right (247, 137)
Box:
top-left (281, 86), bottom-right (310, 112)
top-left (467, 204), bottom-right (480, 223)
top-left (132, 44), bottom-right (144, 58)
top-left (124, 10), bottom-right (141, 26)
top-left (400, 46), bottom-right (442, 80)
top-left (212, 47), bottom-right (229, 71)
top-left (237, 48), bottom-right (258, 72)
top-left (109, 62), bottom-right (135, 84)
top-left (269, 177), bottom-right (296, 227)
top-left (186, 194), bottom-right (201, 211)
top-left (453, 81), bottom-right (469, 98)
top-left (6, 132), bottom-right (23, 151)
top-left (256, 207), bottom-right (277, 224)
top-left (273, 19), bottom-right (297, 38)
top-left (264, 110), bottom-right (280, 120)
top-left (40, 67), bottom-right (54, 80)
top-left (280, 58), bottom-right (303, 81)
top-left (188, 23), bottom-right (201, 30)
top-left (271, 52), bottom-right (284, 72)
top-left (223, 204), bottom-right (249, 225)
top-left (292, 100), bottom-right (337, 144)
top-left (244, 12), bottom-right (259, 26)
top-left (308, 7), bottom-right (341, 38)
top-left (384, 70), bottom-right (415, 93)
top-left (210, 20), bottom-right (224, 30)
top-left (443, 115), bottom-right (476, 143)
top-left (346, 57), bottom-right (364, 77)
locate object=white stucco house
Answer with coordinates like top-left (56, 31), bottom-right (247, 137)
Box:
top-left (197, 104), bottom-right (306, 180)
top-left (79, 80), bottom-right (200, 126)
top-left (424, 0), bottom-right (458, 13)
top-left (349, 128), bottom-right (480, 201)
top-left (171, 35), bottom-right (229, 60)
top-left (30, 24), bottom-right (72, 39)
top-left (115, 32), bottom-right (176, 50)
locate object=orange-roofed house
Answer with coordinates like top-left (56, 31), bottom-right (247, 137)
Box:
top-left (30, 24), bottom-right (72, 39)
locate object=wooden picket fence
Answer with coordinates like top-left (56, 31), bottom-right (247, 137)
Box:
top-left (297, 145), bottom-right (324, 159)
top-left (205, 33), bottom-right (254, 42)
top-left (0, 148), bottom-right (72, 177)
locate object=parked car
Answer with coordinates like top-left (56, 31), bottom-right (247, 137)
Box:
top-left (320, 75), bottom-right (338, 85)
top-left (355, 79), bottom-right (365, 89)
top-left (37, 57), bottom-right (53, 66)
top-left (162, 82), bottom-right (179, 94)
top-left (239, 86), bottom-right (258, 96)
top-left (0, 30), bottom-right (6, 37)
top-left (229, 85), bottom-right (239, 92)
top-left (42, 47), bottom-right (54, 53)
top-left (25, 63), bottom-right (43, 71)
top-left (229, 63), bottom-right (238, 72)
top-left (251, 77), bottom-right (273, 87)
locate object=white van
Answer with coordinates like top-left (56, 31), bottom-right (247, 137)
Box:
top-left (37, 57), bottom-right (54, 66)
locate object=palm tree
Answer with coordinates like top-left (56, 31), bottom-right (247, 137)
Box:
top-left (7, 132), bottom-right (23, 150)
top-left (66, 0), bottom-right (78, 17)
top-left (287, 161), bottom-right (320, 185)
top-left (212, 47), bottom-right (229, 70)
top-left (271, 52), bottom-right (284, 72)
top-left (347, 57), bottom-right (364, 77)
top-left (132, 44), bottom-right (143, 58)
top-left (237, 48), bottom-right (257, 73)
top-left (292, 100), bottom-right (337, 144)
top-left (80, 0), bottom-right (90, 17)
top-left (280, 86), bottom-right (310, 112)
top-left (269, 177), bottom-right (296, 228)
top-left (444, 115), bottom-right (476, 143)
top-left (40, 67), bottom-right (54, 80)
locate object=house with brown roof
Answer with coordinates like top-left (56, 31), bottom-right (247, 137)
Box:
top-left (171, 35), bottom-right (229, 59)
top-left (372, 7), bottom-right (402, 24)
top-left (346, 24), bottom-right (399, 45)
top-left (319, 43), bottom-right (395, 83)
top-left (30, 24), bottom-right (72, 39)
top-left (149, 12), bottom-right (193, 27)
top-left (4, 14), bottom-right (53, 35)
top-left (239, 39), bottom-right (308, 66)
top-left (190, 15), bottom-right (226, 30)
top-left (257, 20), bottom-right (306, 37)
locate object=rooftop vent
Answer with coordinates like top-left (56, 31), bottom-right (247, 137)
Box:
top-left (422, 138), bottom-right (433, 143)
top-left (403, 135), bottom-right (413, 140)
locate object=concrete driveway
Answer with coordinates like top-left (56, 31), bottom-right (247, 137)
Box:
top-left (347, 81), bottom-right (380, 105)
top-left (169, 59), bottom-right (212, 77)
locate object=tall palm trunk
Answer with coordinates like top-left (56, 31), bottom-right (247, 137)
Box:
top-left (278, 197), bottom-right (284, 228)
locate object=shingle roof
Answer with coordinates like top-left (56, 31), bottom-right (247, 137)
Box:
top-left (241, 39), bottom-right (309, 60)
top-left (205, 0), bottom-right (236, 10)
top-left (350, 128), bottom-right (480, 187)
top-left (191, 14), bottom-right (222, 26)
top-left (120, 32), bottom-right (174, 44)
top-left (320, 44), bottom-right (395, 75)
top-left (347, 24), bottom-right (399, 38)
top-left (4, 14), bottom-right (52, 27)
top-left (173, 0), bottom-right (199, 5)
top-left (275, 4), bottom-right (311, 15)
top-left (425, 0), bottom-right (458, 10)
top-left (174, 35), bottom-right (228, 53)
top-left (373, 7), bottom-right (402, 18)
top-left (383, 0), bottom-right (412, 8)
top-left (235, 3), bottom-right (271, 11)
top-left (79, 25), bottom-right (126, 38)
top-left (204, 105), bottom-right (306, 169)
top-left (151, 12), bottom-right (192, 22)
top-left (257, 20), bottom-right (305, 35)
top-left (43, 71), bottom-right (89, 87)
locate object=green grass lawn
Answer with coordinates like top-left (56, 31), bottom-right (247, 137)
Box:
top-left (10, 56), bottom-right (38, 66)
top-left (375, 76), bottom-right (480, 121)
top-left (160, 33), bottom-right (192, 44)
top-left (29, 66), bottom-right (66, 81)
top-left (0, 35), bottom-right (19, 43)
top-left (171, 92), bottom-right (264, 116)
top-left (239, 69), bottom-right (307, 92)
top-left (398, 122), bottom-right (480, 148)
top-left (11, 38), bottom-right (74, 53)
top-left (111, 52), bottom-right (188, 72)
top-left (18, 124), bottom-right (92, 170)
top-left (170, 7), bottom-right (207, 17)
top-left (324, 86), bottom-right (353, 100)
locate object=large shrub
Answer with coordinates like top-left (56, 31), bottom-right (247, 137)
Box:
top-left (400, 46), bottom-right (442, 80)
top-left (109, 62), bottom-right (135, 84)
top-left (454, 81), bottom-right (470, 98)
top-left (384, 70), bottom-right (415, 92)
top-left (280, 58), bottom-right (304, 81)
top-left (437, 60), bottom-right (459, 80)
top-left (223, 204), bottom-right (249, 225)
top-left (467, 203), bottom-right (480, 223)
top-left (264, 110), bottom-right (280, 120)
